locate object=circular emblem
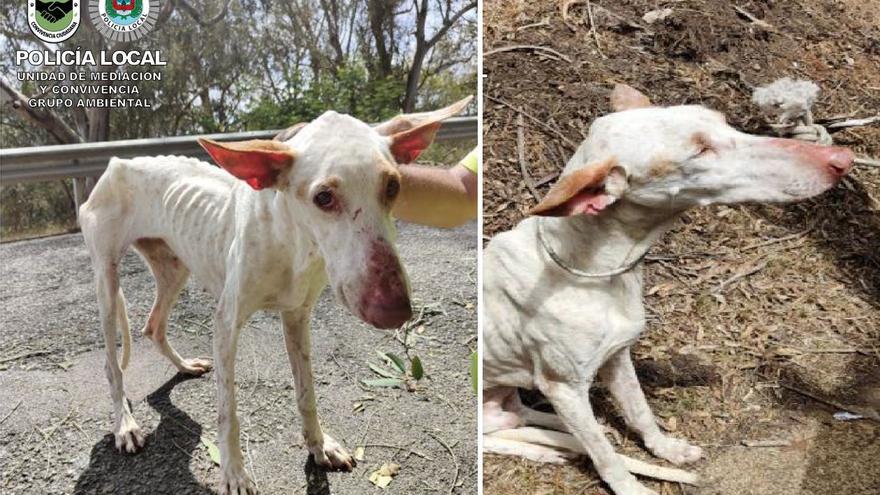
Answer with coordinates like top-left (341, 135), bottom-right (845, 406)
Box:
top-left (28, 0), bottom-right (81, 43)
top-left (89, 0), bottom-right (161, 42)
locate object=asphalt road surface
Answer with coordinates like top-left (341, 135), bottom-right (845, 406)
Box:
top-left (0, 221), bottom-right (477, 494)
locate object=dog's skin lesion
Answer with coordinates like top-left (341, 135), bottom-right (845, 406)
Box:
top-left (481, 84), bottom-right (854, 495)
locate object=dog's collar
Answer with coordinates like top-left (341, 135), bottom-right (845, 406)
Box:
top-left (536, 217), bottom-right (648, 278)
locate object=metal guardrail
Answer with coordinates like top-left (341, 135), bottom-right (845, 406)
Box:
top-left (0, 116), bottom-right (477, 184)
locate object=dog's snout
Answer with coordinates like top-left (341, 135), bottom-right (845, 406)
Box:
top-left (768, 139), bottom-right (854, 179)
top-left (824, 147), bottom-right (854, 177)
top-left (357, 240), bottom-right (412, 329)
top-left (363, 298), bottom-right (413, 329)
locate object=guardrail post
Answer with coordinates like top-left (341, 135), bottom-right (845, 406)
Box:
top-left (72, 177), bottom-right (86, 213)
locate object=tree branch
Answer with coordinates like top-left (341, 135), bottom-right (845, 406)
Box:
top-left (0, 76), bottom-right (83, 144)
top-left (427, 1), bottom-right (476, 47)
top-left (177, 0), bottom-right (231, 27)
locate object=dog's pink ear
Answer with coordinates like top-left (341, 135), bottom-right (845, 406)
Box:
top-left (529, 159), bottom-right (623, 217)
top-left (611, 84), bottom-right (652, 112)
top-left (376, 96), bottom-right (473, 163)
top-left (198, 138), bottom-right (295, 190)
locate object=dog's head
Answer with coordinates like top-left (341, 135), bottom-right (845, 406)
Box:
top-left (530, 84), bottom-right (853, 217)
top-left (198, 96), bottom-right (471, 329)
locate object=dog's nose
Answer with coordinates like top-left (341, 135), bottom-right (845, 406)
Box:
top-left (363, 299), bottom-right (413, 329)
top-left (824, 147), bottom-right (854, 177)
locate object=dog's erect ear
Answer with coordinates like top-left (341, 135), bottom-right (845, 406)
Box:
top-left (273, 122), bottom-right (309, 142)
top-left (529, 159), bottom-right (627, 217)
top-left (375, 96), bottom-right (473, 163)
top-left (198, 138), bottom-right (295, 190)
top-left (611, 84), bottom-right (652, 112)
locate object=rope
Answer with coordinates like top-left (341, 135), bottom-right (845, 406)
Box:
top-left (536, 218), bottom-right (649, 278)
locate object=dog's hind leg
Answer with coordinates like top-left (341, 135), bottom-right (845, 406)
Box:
top-left (489, 427), bottom-right (699, 485)
top-left (95, 261), bottom-right (145, 453)
top-left (599, 347), bottom-right (702, 465)
top-left (482, 434), bottom-right (576, 464)
top-left (484, 386), bottom-right (568, 432)
top-left (134, 238), bottom-right (212, 376)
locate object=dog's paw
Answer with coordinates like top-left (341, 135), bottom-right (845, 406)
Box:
top-left (218, 466), bottom-right (256, 495)
top-left (309, 435), bottom-right (356, 472)
top-left (179, 357), bottom-right (213, 376)
top-left (645, 434), bottom-right (703, 465)
top-left (113, 414), bottom-right (145, 453)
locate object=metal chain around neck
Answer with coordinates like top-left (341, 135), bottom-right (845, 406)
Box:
top-left (536, 217), bottom-right (649, 278)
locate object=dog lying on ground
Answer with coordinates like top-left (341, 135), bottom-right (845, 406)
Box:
top-left (78, 96), bottom-right (471, 495)
top-left (481, 85), bottom-right (853, 495)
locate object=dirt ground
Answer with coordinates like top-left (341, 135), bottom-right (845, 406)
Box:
top-left (483, 0), bottom-right (880, 494)
top-left (0, 222), bottom-right (477, 494)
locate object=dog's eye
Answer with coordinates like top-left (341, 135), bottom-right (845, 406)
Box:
top-left (386, 178), bottom-right (400, 200)
top-left (313, 190), bottom-right (335, 210)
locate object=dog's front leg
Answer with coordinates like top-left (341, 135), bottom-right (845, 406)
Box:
top-left (599, 347), bottom-right (702, 464)
top-left (538, 378), bottom-right (658, 495)
top-left (281, 309), bottom-right (355, 471)
top-left (213, 306), bottom-right (256, 495)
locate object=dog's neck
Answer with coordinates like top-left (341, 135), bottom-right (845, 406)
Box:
top-left (540, 201), bottom-right (680, 275)
top-left (240, 185), bottom-right (321, 270)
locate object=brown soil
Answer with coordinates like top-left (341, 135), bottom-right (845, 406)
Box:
top-left (483, 0), bottom-right (880, 494)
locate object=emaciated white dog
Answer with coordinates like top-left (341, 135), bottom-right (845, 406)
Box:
top-left (481, 85), bottom-right (853, 495)
top-left (79, 97), bottom-right (470, 494)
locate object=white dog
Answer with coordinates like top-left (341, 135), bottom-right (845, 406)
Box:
top-left (481, 85), bottom-right (853, 495)
top-left (78, 97), bottom-right (471, 494)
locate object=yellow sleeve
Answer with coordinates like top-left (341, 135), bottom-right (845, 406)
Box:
top-left (459, 147), bottom-right (478, 173)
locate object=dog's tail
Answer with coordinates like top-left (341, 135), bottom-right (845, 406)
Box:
top-left (117, 289), bottom-right (132, 370)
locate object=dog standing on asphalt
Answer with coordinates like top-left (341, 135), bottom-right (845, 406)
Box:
top-left (79, 97), bottom-right (471, 495)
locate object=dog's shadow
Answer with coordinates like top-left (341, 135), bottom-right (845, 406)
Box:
top-left (73, 373), bottom-right (337, 495)
top-left (73, 373), bottom-right (213, 494)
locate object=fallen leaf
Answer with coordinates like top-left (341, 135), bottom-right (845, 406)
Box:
top-left (411, 355), bottom-right (424, 380)
top-left (354, 446), bottom-right (365, 461)
top-left (376, 351), bottom-right (406, 374)
top-left (369, 463), bottom-right (401, 488)
top-left (369, 363), bottom-right (399, 379)
top-left (362, 378), bottom-right (404, 388)
top-left (643, 8), bottom-right (673, 24)
top-left (200, 436), bottom-right (221, 465)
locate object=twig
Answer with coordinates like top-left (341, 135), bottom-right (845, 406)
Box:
top-left (826, 115), bottom-right (880, 129)
top-left (487, 96), bottom-right (577, 149)
top-left (0, 400), bottom-right (23, 426)
top-left (584, 0), bottom-right (606, 58)
top-left (516, 114), bottom-right (542, 201)
top-left (779, 383), bottom-right (880, 422)
top-left (855, 156), bottom-right (880, 168)
top-left (426, 431), bottom-right (459, 495)
top-left (362, 443), bottom-right (434, 461)
top-left (795, 347), bottom-right (870, 356)
top-left (484, 44), bottom-right (572, 63)
top-left (742, 439), bottom-right (791, 448)
top-left (741, 229), bottom-right (812, 251)
top-left (733, 5), bottom-right (776, 32)
top-left (0, 350), bottom-right (49, 364)
top-left (713, 259), bottom-right (768, 293)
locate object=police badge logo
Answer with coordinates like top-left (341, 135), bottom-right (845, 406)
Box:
top-left (89, 0), bottom-right (161, 42)
top-left (28, 0), bottom-right (81, 43)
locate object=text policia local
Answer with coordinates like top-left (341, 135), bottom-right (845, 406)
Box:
top-left (15, 50), bottom-right (167, 67)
